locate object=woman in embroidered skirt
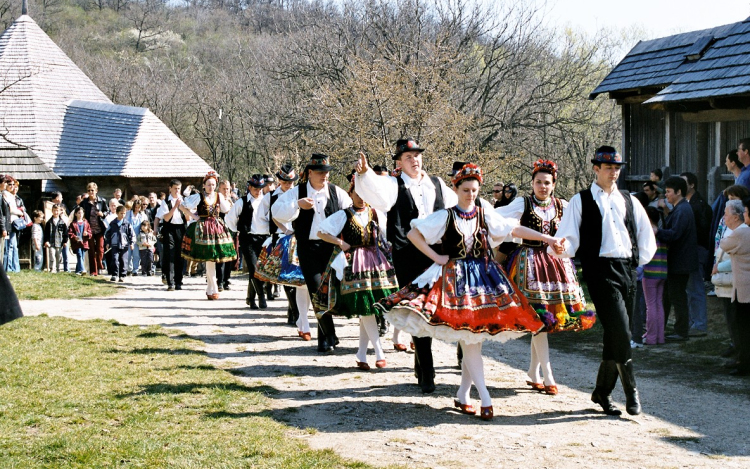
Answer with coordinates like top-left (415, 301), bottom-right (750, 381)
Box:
top-left (180, 171), bottom-right (237, 300)
top-left (376, 163), bottom-right (559, 420)
top-left (314, 179), bottom-right (399, 370)
top-left (497, 160), bottom-right (596, 396)
top-left (256, 165), bottom-right (313, 340)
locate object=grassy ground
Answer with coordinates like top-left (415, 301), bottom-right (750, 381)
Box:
top-left (8, 271), bottom-right (121, 300)
top-left (0, 316), bottom-right (375, 469)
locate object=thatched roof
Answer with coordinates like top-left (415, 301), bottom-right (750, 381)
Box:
top-left (0, 146), bottom-right (60, 180)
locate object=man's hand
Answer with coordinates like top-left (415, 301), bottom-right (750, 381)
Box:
top-left (356, 151), bottom-right (369, 175)
top-left (298, 198), bottom-right (314, 210)
top-left (340, 240), bottom-right (351, 252)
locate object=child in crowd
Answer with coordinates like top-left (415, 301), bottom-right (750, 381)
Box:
top-left (105, 205), bottom-right (135, 282)
top-left (31, 210), bottom-right (44, 271)
top-left (138, 220), bottom-right (157, 276)
top-left (43, 204), bottom-right (69, 273)
top-left (104, 199), bottom-right (121, 276)
top-left (68, 207), bottom-right (92, 275)
top-left (642, 206), bottom-right (667, 345)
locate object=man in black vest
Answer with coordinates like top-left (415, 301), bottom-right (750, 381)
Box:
top-left (549, 146), bottom-right (656, 416)
top-left (225, 175), bottom-right (270, 309)
top-left (272, 154), bottom-right (353, 353)
top-left (155, 179), bottom-right (186, 291)
top-left (356, 138), bottom-right (458, 393)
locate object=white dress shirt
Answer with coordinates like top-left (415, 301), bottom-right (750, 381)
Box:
top-left (155, 195), bottom-right (185, 225)
top-left (549, 182), bottom-right (656, 266)
top-left (354, 168), bottom-right (458, 216)
top-left (257, 187), bottom-right (292, 234)
top-left (224, 193), bottom-right (267, 234)
top-left (272, 182), bottom-right (353, 241)
top-left (318, 207), bottom-right (387, 238)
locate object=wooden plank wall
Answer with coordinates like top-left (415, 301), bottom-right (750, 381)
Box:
top-left (628, 104), bottom-right (666, 178)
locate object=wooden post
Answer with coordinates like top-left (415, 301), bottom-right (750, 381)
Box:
top-left (620, 104), bottom-right (631, 189)
top-left (696, 122), bottom-right (709, 195)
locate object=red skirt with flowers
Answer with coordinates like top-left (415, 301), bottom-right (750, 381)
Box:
top-left (375, 257), bottom-right (544, 344)
top-left (505, 246), bottom-right (595, 333)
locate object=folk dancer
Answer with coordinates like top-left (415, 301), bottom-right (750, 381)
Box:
top-left (179, 171), bottom-right (238, 300)
top-left (314, 177), bottom-right (399, 370)
top-left (355, 138), bottom-right (458, 393)
top-left (225, 175), bottom-right (271, 309)
top-left (549, 146), bottom-right (656, 415)
top-left (376, 163), bottom-right (553, 419)
top-left (155, 179), bottom-right (186, 291)
top-left (255, 164), bottom-right (310, 331)
top-left (497, 159), bottom-right (596, 395)
top-left (273, 154), bottom-right (353, 352)
top-left (216, 179), bottom-right (237, 292)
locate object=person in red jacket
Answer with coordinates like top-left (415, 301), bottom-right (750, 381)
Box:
top-left (68, 206), bottom-right (92, 275)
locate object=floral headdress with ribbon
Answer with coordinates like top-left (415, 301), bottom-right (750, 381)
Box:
top-left (451, 163), bottom-right (483, 186)
top-left (203, 170), bottom-right (220, 184)
top-left (532, 159), bottom-right (558, 181)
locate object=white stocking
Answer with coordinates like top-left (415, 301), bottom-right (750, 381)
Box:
top-left (460, 341), bottom-right (492, 407)
top-left (528, 334), bottom-right (541, 383)
top-left (533, 332), bottom-right (556, 386)
top-left (392, 327), bottom-right (407, 346)
top-left (456, 356), bottom-right (473, 405)
top-left (205, 262), bottom-right (217, 295)
top-left (295, 286), bottom-right (311, 333)
top-left (361, 315), bottom-right (385, 361)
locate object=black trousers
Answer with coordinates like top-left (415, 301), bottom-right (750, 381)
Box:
top-left (240, 234), bottom-right (269, 300)
top-left (666, 272), bottom-right (690, 337)
top-left (393, 244), bottom-right (438, 380)
top-left (731, 299), bottom-right (750, 371)
top-left (161, 224), bottom-right (185, 287)
top-left (110, 246), bottom-right (127, 278)
top-left (583, 258), bottom-right (636, 364)
top-left (297, 240), bottom-right (337, 349)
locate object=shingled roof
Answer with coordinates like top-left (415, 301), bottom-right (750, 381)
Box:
top-left (590, 19), bottom-right (747, 103)
top-left (0, 15), bottom-right (111, 168)
top-left (55, 101), bottom-right (212, 178)
top-left (0, 15), bottom-right (212, 183)
top-left (0, 146), bottom-right (60, 180)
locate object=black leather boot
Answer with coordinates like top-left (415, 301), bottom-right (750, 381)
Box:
top-left (616, 359), bottom-right (642, 415)
top-left (591, 360), bottom-right (621, 416)
top-left (253, 279), bottom-right (267, 309)
top-left (246, 278), bottom-right (258, 310)
top-left (413, 337), bottom-right (436, 393)
top-left (284, 286), bottom-right (299, 325)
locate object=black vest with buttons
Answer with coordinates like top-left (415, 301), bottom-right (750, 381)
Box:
top-left (293, 183), bottom-right (340, 246)
top-left (578, 188), bottom-right (639, 276)
top-left (237, 195), bottom-right (256, 244)
top-left (387, 174), bottom-right (445, 251)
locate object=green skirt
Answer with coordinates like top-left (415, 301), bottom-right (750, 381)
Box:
top-left (182, 217), bottom-right (237, 263)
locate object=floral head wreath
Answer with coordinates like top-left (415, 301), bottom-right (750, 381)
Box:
top-left (451, 163), bottom-right (483, 186)
top-left (532, 159), bottom-right (558, 180)
top-left (203, 170), bottom-right (220, 184)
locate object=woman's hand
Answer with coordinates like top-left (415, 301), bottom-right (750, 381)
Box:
top-left (433, 253), bottom-right (450, 265)
top-left (711, 264), bottom-right (719, 275)
top-left (551, 237), bottom-right (566, 255)
top-left (356, 152), bottom-right (369, 175)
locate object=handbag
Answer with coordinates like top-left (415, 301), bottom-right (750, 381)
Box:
top-left (711, 271), bottom-right (732, 287)
top-left (11, 216), bottom-right (27, 232)
top-left (711, 251), bottom-right (733, 287)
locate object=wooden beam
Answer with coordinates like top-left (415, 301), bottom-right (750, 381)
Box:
top-left (682, 108), bottom-right (750, 122)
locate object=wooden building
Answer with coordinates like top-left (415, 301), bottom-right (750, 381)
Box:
top-left (0, 13), bottom-right (212, 201)
top-left (591, 18), bottom-right (750, 200)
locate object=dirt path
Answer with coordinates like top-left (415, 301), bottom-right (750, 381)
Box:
top-left (20, 274), bottom-right (750, 468)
